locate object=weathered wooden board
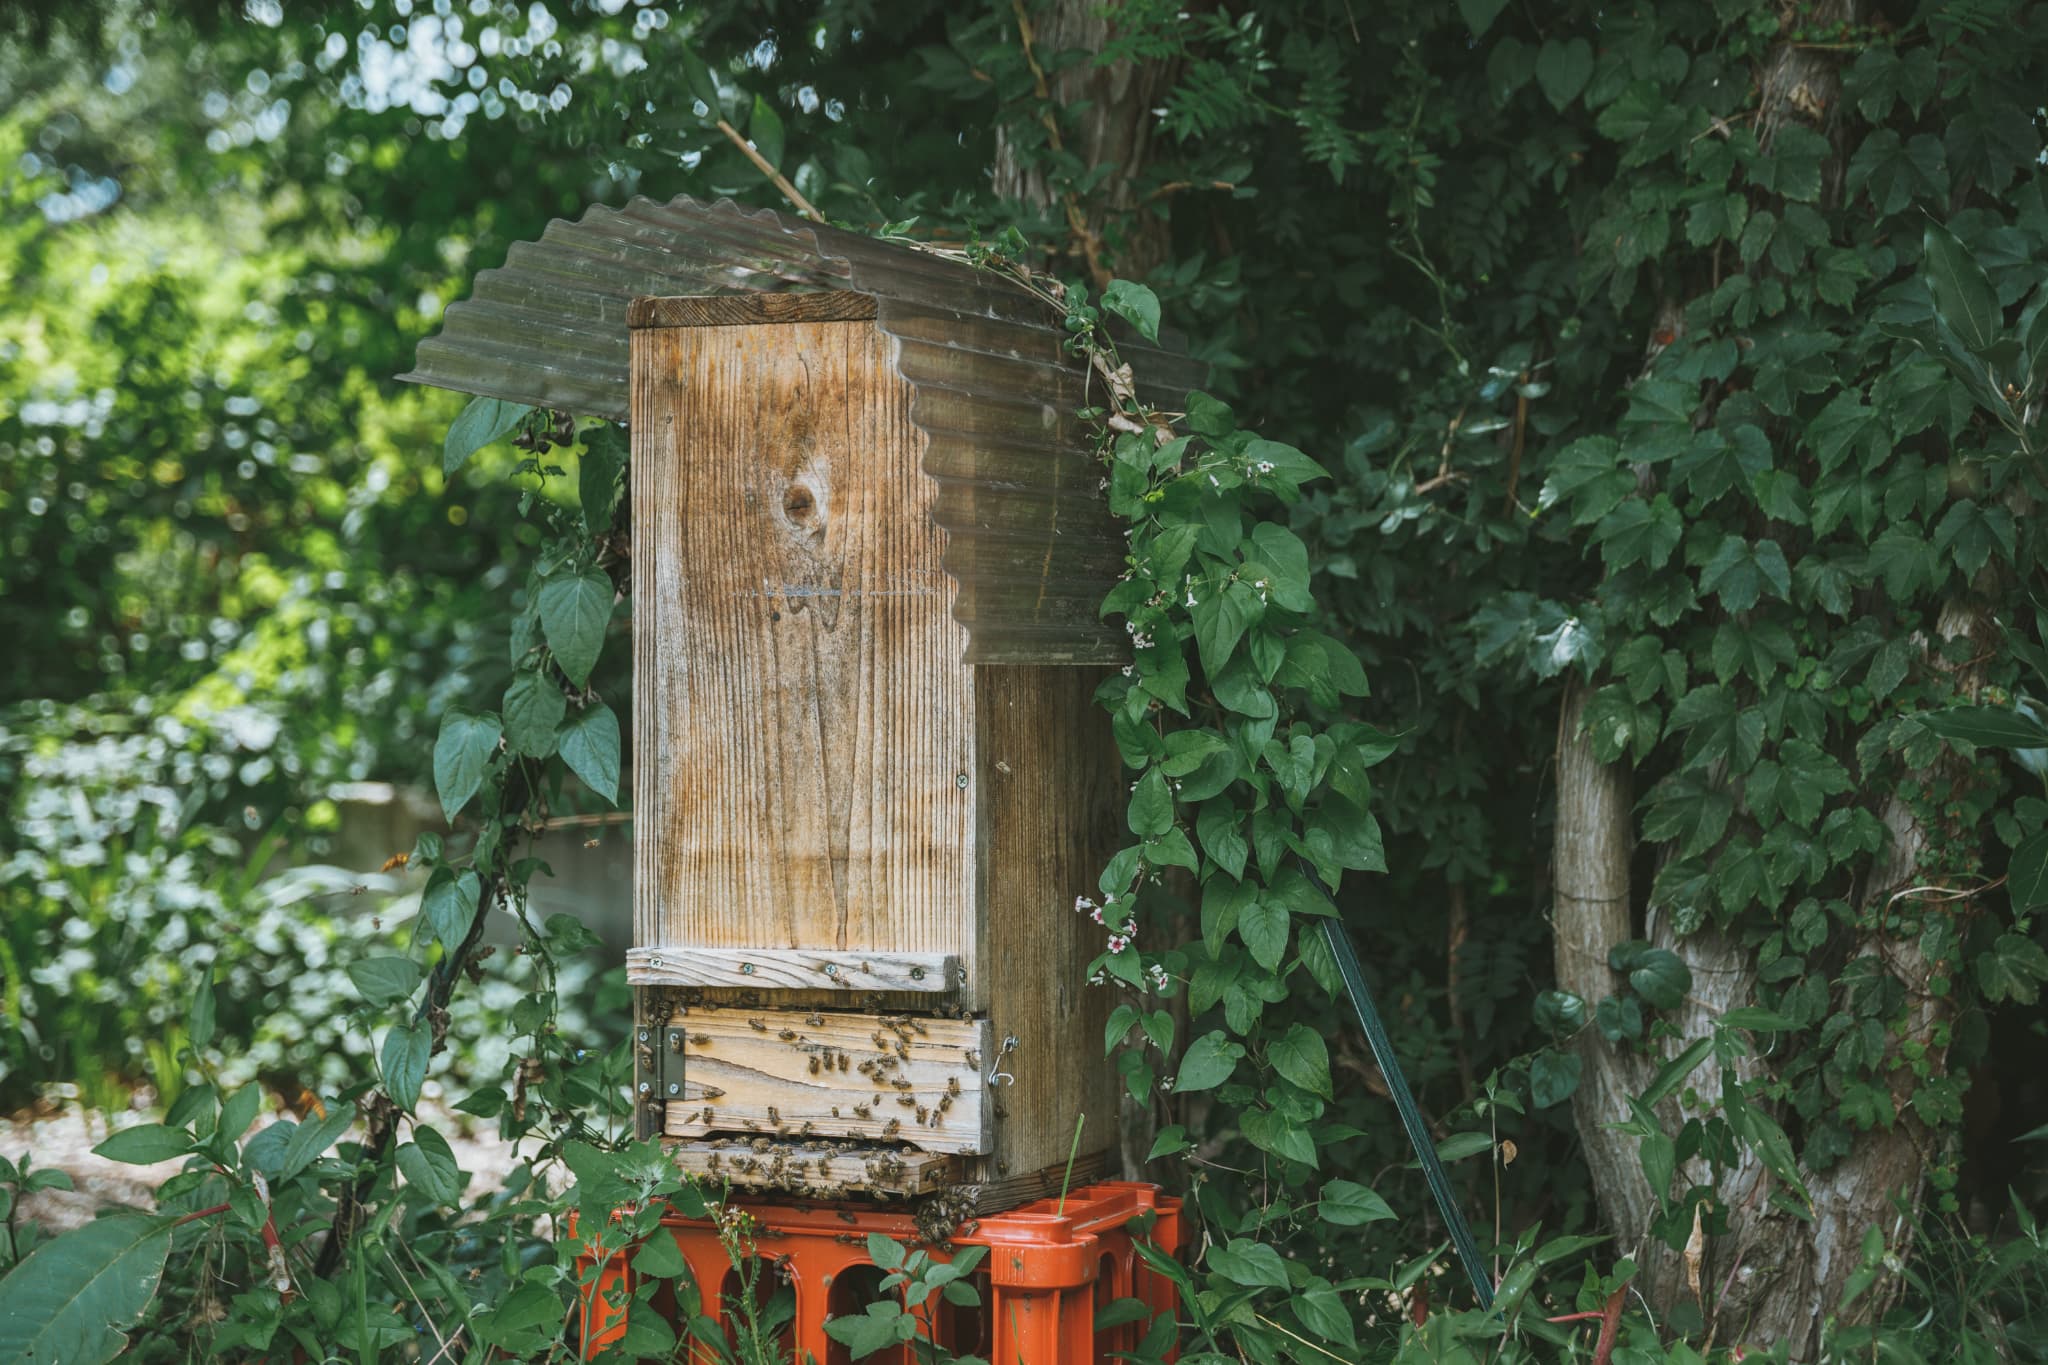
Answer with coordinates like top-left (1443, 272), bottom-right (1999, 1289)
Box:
top-left (663, 1007), bottom-right (993, 1154)
top-left (972, 666), bottom-right (1123, 1179)
top-left (631, 317), bottom-right (978, 979)
top-left (626, 947), bottom-right (959, 993)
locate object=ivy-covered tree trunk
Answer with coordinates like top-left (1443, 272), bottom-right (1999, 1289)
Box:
top-left (1549, 2), bottom-right (2002, 1352)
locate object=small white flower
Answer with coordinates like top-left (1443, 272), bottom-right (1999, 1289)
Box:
top-left (1074, 895), bottom-right (1097, 913)
top-left (1185, 591), bottom-right (1197, 608)
top-left (1256, 460), bottom-right (1276, 474)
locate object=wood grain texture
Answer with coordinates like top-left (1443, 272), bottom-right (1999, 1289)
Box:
top-left (664, 1006), bottom-right (993, 1154)
top-left (626, 948), bottom-right (959, 993)
top-left (631, 320), bottom-right (977, 968)
top-left (663, 1138), bottom-right (958, 1198)
top-left (627, 291), bottom-right (878, 328)
top-left (971, 666), bottom-right (1123, 1178)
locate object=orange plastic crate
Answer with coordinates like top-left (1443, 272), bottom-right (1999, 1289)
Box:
top-left (575, 1180), bottom-right (1183, 1364)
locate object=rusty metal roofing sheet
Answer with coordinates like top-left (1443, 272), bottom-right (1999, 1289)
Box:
top-left (400, 194), bottom-right (1205, 664)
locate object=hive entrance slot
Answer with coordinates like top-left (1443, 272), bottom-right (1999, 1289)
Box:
top-left (664, 1137), bottom-right (960, 1199)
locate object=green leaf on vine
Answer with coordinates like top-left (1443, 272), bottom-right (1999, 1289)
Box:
top-left (443, 396), bottom-right (533, 475)
top-left (421, 867), bottom-right (481, 949)
top-left (502, 672), bottom-right (566, 758)
top-left (1128, 768), bottom-right (1175, 837)
top-left (538, 569), bottom-right (614, 687)
top-left (1269, 1022), bottom-right (1332, 1099)
top-left (432, 708), bottom-right (501, 823)
top-left (381, 1021), bottom-right (431, 1112)
top-left (1529, 1050), bottom-right (1582, 1108)
top-left (1102, 279), bottom-right (1161, 343)
top-left (557, 702), bottom-right (621, 805)
top-left (348, 956), bottom-right (424, 1008)
top-left (1922, 221), bottom-right (2003, 353)
top-left (578, 425), bottom-right (627, 535)
top-left (1174, 1031), bottom-right (1244, 1092)
top-left (1238, 897), bottom-right (1289, 970)
top-left (1319, 1178), bottom-right (1396, 1226)
top-left (1207, 1237), bottom-right (1289, 1289)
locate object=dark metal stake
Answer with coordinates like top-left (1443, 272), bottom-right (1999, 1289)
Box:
top-left (1297, 858), bottom-right (1496, 1311)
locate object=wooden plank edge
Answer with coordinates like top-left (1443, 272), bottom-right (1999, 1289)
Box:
top-left (627, 291), bottom-right (878, 329)
top-left (627, 947), bottom-right (960, 993)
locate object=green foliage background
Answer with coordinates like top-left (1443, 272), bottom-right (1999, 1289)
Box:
top-left (2, 0), bottom-right (2048, 1360)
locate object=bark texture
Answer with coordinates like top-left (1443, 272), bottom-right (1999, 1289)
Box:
top-left (992, 0), bottom-right (1176, 283)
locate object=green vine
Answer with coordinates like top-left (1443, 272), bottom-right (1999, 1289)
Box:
top-left (956, 241), bottom-right (1396, 1172)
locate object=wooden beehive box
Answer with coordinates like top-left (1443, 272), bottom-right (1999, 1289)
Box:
top-left (402, 196), bottom-right (1200, 1212)
top-left (625, 289), bottom-right (1124, 1204)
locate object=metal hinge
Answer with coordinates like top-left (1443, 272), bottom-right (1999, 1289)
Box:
top-left (633, 1003), bottom-right (690, 1140)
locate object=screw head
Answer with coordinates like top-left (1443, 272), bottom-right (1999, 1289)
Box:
top-left (955, 772), bottom-right (970, 789)
top-left (637, 1029), bottom-right (650, 1043)
top-left (740, 961), bottom-right (755, 975)
top-left (910, 966), bottom-right (926, 981)
top-left (823, 963), bottom-right (838, 976)
top-left (667, 1083), bottom-right (681, 1096)
top-left (637, 1081), bottom-right (651, 1095)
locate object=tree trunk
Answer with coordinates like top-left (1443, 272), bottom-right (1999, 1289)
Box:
top-left (1553, 676), bottom-right (1655, 1250)
top-left (991, 0), bottom-right (1176, 283)
top-left (1546, 6), bottom-right (1999, 1352)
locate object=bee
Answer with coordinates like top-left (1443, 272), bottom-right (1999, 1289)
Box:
top-left (767, 1106), bottom-right (781, 1125)
top-left (749, 1019), bottom-right (769, 1033)
top-left (689, 1034), bottom-right (712, 1047)
top-left (809, 1056), bottom-right (822, 1075)
top-left (964, 1050), bottom-right (980, 1069)
top-left (806, 1014), bottom-right (825, 1027)
top-left (882, 1119), bottom-right (902, 1139)
top-left (897, 1095), bottom-right (916, 1108)
top-left (946, 1076), bottom-right (962, 1098)
top-left (853, 1103), bottom-right (872, 1120)
top-left (916, 1105), bottom-right (929, 1124)
top-left (837, 1054), bottom-right (849, 1072)
top-left (379, 852), bottom-right (410, 873)
top-left (778, 1029), bottom-right (798, 1043)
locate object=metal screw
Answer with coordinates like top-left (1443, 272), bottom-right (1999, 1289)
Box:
top-left (823, 963), bottom-right (838, 977)
top-left (955, 773), bottom-right (969, 789)
top-left (740, 962), bottom-right (755, 975)
top-left (910, 966), bottom-right (927, 981)
top-left (649, 955), bottom-right (665, 970)
top-left (637, 1029), bottom-right (650, 1043)
top-left (667, 1083), bottom-right (681, 1096)
top-left (638, 1081), bottom-right (651, 1095)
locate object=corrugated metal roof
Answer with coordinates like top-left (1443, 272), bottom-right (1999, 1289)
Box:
top-left (400, 194), bottom-right (1205, 664)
